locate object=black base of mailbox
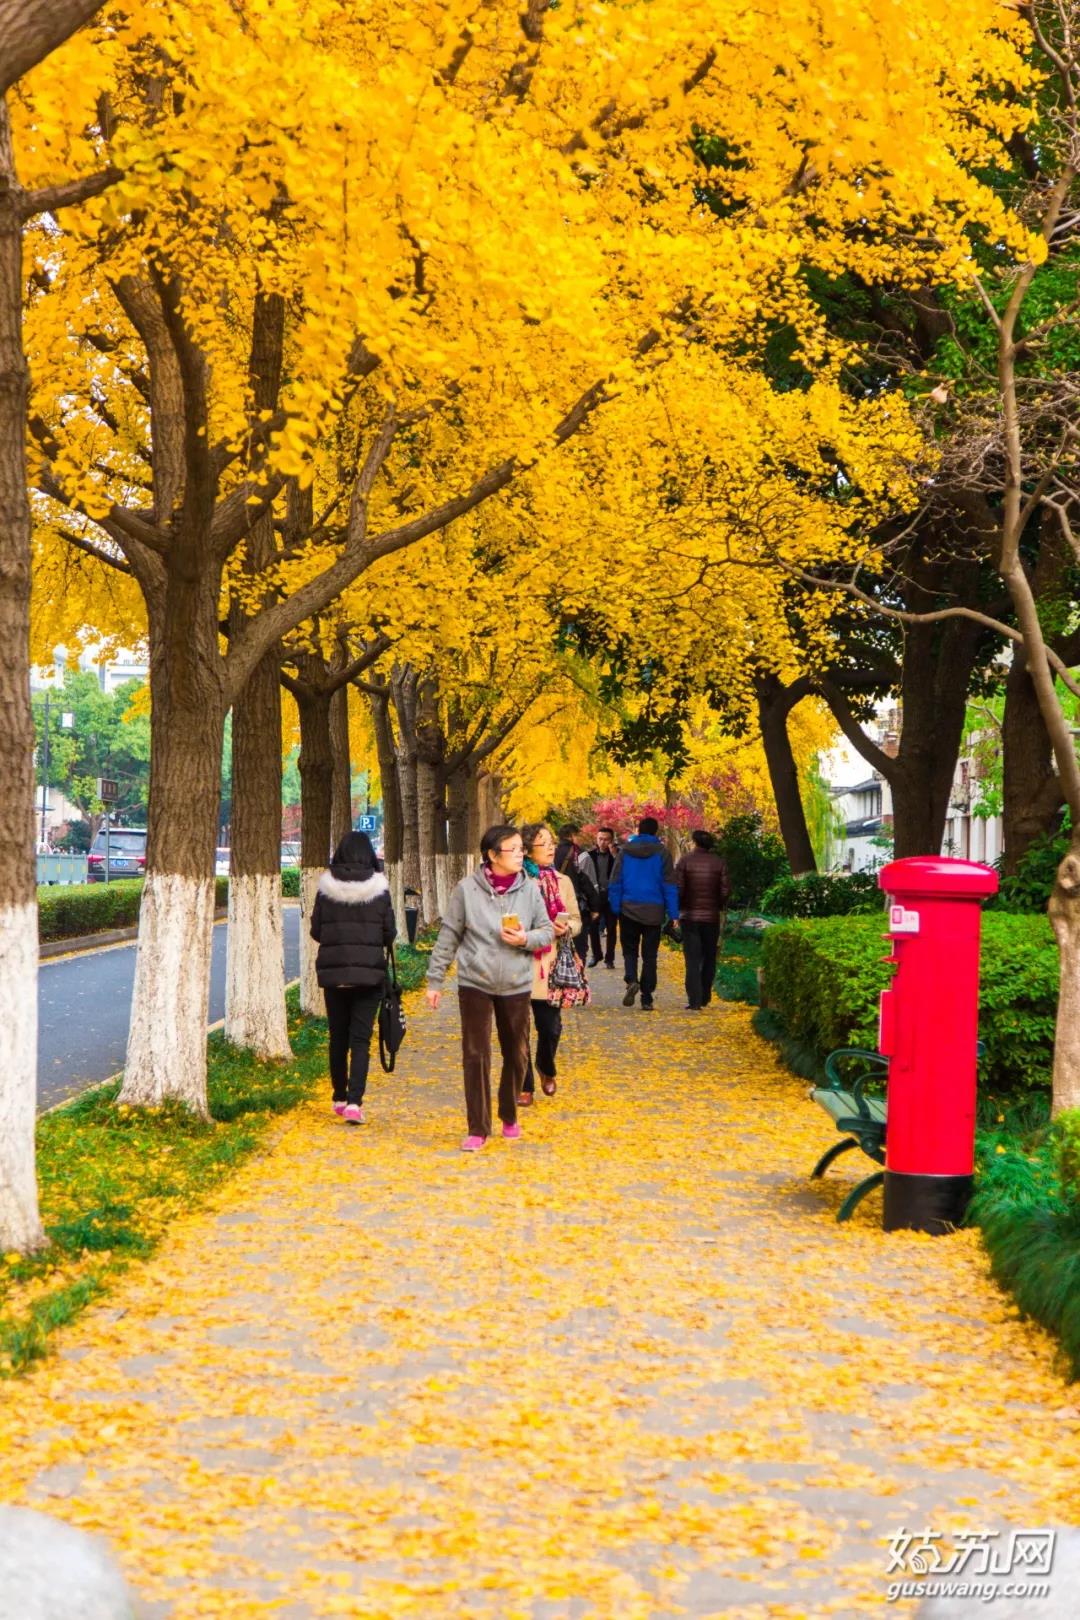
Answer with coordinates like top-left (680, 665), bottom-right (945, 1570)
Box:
top-left (883, 1170), bottom-right (973, 1234)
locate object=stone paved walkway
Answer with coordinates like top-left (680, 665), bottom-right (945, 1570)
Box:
top-left (1, 955), bottom-right (1078, 1618)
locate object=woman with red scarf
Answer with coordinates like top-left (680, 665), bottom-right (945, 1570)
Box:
top-left (519, 822), bottom-right (584, 1102)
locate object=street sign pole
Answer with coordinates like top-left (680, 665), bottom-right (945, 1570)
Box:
top-left (97, 778), bottom-right (119, 884)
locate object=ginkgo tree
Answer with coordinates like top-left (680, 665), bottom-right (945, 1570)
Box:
top-left (18, 0), bottom-right (1046, 1134)
top-left (1, 0), bottom-right (111, 1252)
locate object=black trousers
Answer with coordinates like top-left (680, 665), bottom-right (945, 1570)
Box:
top-left (682, 920), bottom-right (720, 1009)
top-left (523, 999), bottom-right (563, 1093)
top-left (324, 984), bottom-right (383, 1104)
top-left (620, 916), bottom-right (662, 1001)
top-left (588, 899), bottom-right (617, 965)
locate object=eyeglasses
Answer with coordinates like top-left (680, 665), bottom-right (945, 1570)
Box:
top-left (497, 842), bottom-right (523, 856)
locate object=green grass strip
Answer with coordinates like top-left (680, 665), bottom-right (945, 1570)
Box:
top-left (0, 987), bottom-right (329, 1379)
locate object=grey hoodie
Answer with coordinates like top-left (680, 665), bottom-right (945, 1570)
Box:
top-left (427, 868), bottom-right (554, 996)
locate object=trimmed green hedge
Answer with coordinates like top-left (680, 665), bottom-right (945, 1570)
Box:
top-left (761, 912), bottom-right (1058, 1095)
top-left (281, 866), bottom-right (300, 898)
top-left (760, 871), bottom-right (882, 918)
top-left (39, 877), bottom-right (231, 943)
top-left (968, 1104), bottom-right (1080, 1380)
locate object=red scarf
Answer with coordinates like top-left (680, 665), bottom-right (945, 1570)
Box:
top-left (533, 865), bottom-right (566, 979)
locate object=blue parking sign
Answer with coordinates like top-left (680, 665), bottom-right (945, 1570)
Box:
top-left (357, 813), bottom-right (377, 832)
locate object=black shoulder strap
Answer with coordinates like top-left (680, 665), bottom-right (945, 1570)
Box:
top-left (385, 945), bottom-right (399, 988)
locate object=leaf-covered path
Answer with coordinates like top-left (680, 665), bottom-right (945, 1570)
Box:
top-left (2, 957), bottom-right (1078, 1618)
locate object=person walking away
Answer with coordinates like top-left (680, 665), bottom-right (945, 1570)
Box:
top-left (582, 826), bottom-right (618, 967)
top-left (310, 831), bottom-right (397, 1124)
top-left (555, 823), bottom-right (600, 960)
top-left (608, 816), bottom-right (679, 1010)
top-left (518, 822), bottom-right (583, 1103)
top-left (425, 825), bottom-right (553, 1151)
top-left (675, 829), bottom-right (730, 1010)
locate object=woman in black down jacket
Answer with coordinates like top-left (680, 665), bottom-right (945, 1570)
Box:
top-left (310, 831), bottom-right (397, 1124)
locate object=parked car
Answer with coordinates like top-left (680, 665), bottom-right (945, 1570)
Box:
top-left (87, 827), bottom-right (147, 882)
top-left (215, 847), bottom-right (231, 877)
top-left (280, 841), bottom-right (301, 868)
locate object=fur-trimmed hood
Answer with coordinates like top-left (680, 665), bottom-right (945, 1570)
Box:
top-left (318, 868), bottom-right (389, 905)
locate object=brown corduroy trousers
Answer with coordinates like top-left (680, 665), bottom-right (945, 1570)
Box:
top-left (457, 988), bottom-right (531, 1138)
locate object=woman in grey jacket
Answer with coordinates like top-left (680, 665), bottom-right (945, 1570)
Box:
top-left (425, 824), bottom-right (553, 1151)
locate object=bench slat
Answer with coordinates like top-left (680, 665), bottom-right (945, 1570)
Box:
top-left (809, 1088), bottom-right (886, 1125)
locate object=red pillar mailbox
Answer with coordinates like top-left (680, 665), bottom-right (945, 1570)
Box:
top-left (877, 856), bottom-right (998, 1234)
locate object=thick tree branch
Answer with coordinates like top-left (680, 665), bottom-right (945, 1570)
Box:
top-left (224, 315), bottom-right (684, 699)
top-left (0, 0), bottom-right (102, 94)
top-left (53, 525), bottom-right (131, 575)
top-left (816, 678), bottom-right (896, 780)
top-left (19, 165), bottom-right (119, 220)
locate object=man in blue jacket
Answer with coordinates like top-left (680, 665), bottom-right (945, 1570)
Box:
top-left (608, 816), bottom-right (679, 1010)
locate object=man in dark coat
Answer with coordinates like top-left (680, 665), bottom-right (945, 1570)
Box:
top-left (555, 823), bottom-right (599, 960)
top-left (608, 816), bottom-right (679, 1009)
top-left (674, 829), bottom-right (731, 1010)
top-left (310, 831), bottom-right (396, 1122)
top-left (581, 826), bottom-right (618, 967)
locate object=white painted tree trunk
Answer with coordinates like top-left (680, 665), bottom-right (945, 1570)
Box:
top-left (119, 873), bottom-right (215, 1115)
top-left (0, 908), bottom-right (44, 1252)
top-left (299, 866), bottom-right (322, 1016)
top-left (224, 874), bottom-right (291, 1058)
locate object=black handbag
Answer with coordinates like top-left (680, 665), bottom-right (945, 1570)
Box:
top-left (378, 947), bottom-right (406, 1073)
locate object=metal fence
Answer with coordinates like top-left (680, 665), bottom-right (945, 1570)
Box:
top-left (36, 853), bottom-right (88, 886)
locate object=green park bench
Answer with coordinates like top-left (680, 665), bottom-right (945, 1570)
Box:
top-left (808, 1042), bottom-right (985, 1221)
top-left (807, 1048), bottom-right (887, 1222)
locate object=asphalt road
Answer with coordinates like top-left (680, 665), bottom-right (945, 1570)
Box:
top-left (38, 905), bottom-right (302, 1112)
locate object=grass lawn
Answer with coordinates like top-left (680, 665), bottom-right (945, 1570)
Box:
top-left (1, 987), bottom-right (328, 1377)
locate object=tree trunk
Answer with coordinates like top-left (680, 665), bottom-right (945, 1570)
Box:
top-left (446, 764), bottom-right (473, 890)
top-left (366, 681), bottom-right (404, 924)
top-left (0, 2), bottom-right (105, 95)
top-left (416, 676), bottom-right (442, 924)
top-left (888, 759), bottom-right (961, 860)
top-left (329, 683), bottom-right (352, 849)
top-left (119, 579), bottom-right (226, 1114)
top-left (0, 97), bottom-right (43, 1250)
top-left (756, 675), bottom-right (817, 875)
top-left (1003, 653), bottom-right (1063, 873)
top-left (368, 685), bottom-right (402, 865)
top-left (391, 667), bottom-right (421, 895)
top-left (824, 610), bottom-right (983, 861)
top-left (225, 643), bottom-right (290, 1057)
top-left (296, 681), bottom-right (333, 1015)
top-left (1050, 843), bottom-right (1080, 1115)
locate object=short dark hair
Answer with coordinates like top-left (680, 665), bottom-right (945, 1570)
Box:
top-left (481, 823), bottom-right (521, 861)
top-left (597, 826), bottom-right (615, 838)
top-left (557, 822), bottom-right (580, 840)
top-left (638, 816), bottom-right (659, 836)
top-left (520, 821), bottom-right (553, 853)
top-left (691, 829), bottom-right (715, 851)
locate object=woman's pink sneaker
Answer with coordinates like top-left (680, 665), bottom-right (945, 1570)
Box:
top-left (343, 1104), bottom-right (364, 1124)
top-left (502, 1122), bottom-right (522, 1141)
top-left (333, 1102), bottom-right (347, 1117)
top-left (461, 1134), bottom-right (487, 1152)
